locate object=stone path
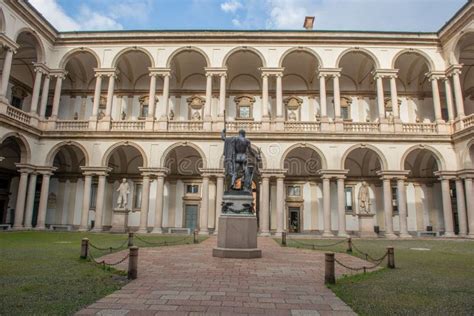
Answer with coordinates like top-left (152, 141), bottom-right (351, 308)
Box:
top-left (78, 237), bottom-right (372, 316)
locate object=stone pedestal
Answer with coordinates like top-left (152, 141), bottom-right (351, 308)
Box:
top-left (110, 208), bottom-right (130, 233)
top-left (358, 213), bottom-right (378, 238)
top-left (213, 215), bottom-right (262, 259)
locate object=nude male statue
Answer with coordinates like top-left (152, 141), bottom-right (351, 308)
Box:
top-left (116, 178), bottom-right (130, 209)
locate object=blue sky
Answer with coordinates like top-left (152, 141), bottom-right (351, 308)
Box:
top-left (29, 0), bottom-right (467, 32)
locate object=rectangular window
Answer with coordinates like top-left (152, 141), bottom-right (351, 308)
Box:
top-left (134, 184), bottom-right (143, 209)
top-left (186, 184), bottom-right (199, 194)
top-left (341, 106), bottom-right (350, 120)
top-left (89, 183), bottom-right (98, 209)
top-left (11, 96), bottom-right (23, 109)
top-left (239, 105), bottom-right (250, 119)
top-left (287, 185), bottom-right (301, 197)
top-left (392, 186), bottom-right (398, 213)
top-left (345, 187), bottom-right (353, 213)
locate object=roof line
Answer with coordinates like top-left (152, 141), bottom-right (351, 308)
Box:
top-left (438, 0), bottom-right (471, 34)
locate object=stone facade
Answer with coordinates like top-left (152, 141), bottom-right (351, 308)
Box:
top-left (0, 0), bottom-right (473, 237)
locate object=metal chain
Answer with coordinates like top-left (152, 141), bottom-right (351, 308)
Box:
top-left (290, 238), bottom-right (346, 248)
top-left (88, 251), bottom-right (130, 267)
top-left (351, 242), bottom-right (387, 262)
top-left (334, 253), bottom-right (386, 272)
top-left (89, 238), bottom-right (129, 252)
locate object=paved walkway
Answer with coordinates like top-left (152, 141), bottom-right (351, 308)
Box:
top-left (78, 237), bottom-right (371, 316)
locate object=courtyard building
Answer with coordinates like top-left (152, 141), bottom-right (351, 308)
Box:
top-left (0, 0), bottom-right (473, 238)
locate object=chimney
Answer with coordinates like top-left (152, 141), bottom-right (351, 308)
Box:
top-left (303, 16), bottom-right (315, 30)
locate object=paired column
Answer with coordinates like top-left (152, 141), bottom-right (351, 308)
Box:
top-left (261, 73), bottom-right (269, 118)
top-left (0, 47), bottom-right (15, 100)
top-left (138, 173), bottom-right (151, 233)
top-left (23, 172), bottom-right (38, 229)
top-left (260, 175), bottom-right (270, 236)
top-left (389, 74), bottom-right (400, 119)
top-left (464, 177), bottom-right (474, 238)
top-left (455, 178), bottom-right (467, 236)
top-left (333, 74), bottom-right (341, 120)
top-left (91, 72), bottom-right (103, 118)
top-left (440, 178), bottom-right (455, 237)
top-left (92, 171), bottom-right (108, 232)
top-left (148, 72), bottom-right (157, 119)
top-left (443, 77), bottom-right (455, 121)
top-left (79, 173), bottom-right (93, 231)
top-left (449, 66), bottom-right (465, 118)
top-left (30, 65), bottom-right (45, 115)
top-left (428, 74), bottom-right (443, 122)
top-left (276, 73), bottom-right (283, 119)
top-left (13, 166), bottom-right (31, 229)
top-left (104, 72), bottom-right (117, 118)
top-left (204, 73), bottom-right (212, 120)
top-left (382, 177), bottom-right (396, 238)
top-left (396, 177), bottom-right (411, 238)
top-left (215, 175), bottom-right (224, 232)
top-left (321, 176), bottom-right (333, 237)
top-left (50, 72), bottom-right (66, 119)
top-left (336, 176), bottom-right (347, 237)
top-left (36, 169), bottom-right (55, 229)
top-left (153, 172), bottom-right (166, 233)
top-left (38, 74), bottom-right (51, 119)
top-left (161, 72), bottom-right (171, 120)
top-left (276, 175), bottom-right (285, 235)
top-left (319, 73), bottom-right (327, 119)
top-left (199, 174), bottom-right (210, 234)
top-left (218, 73), bottom-right (226, 117)
top-left (375, 74), bottom-right (385, 121)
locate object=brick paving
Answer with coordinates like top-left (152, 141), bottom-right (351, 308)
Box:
top-left (77, 237), bottom-right (372, 316)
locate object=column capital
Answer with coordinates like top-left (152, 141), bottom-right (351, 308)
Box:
top-left (259, 67), bottom-right (284, 77)
top-left (198, 168), bottom-right (224, 178)
top-left (376, 170), bottom-right (410, 180)
top-left (80, 166), bottom-right (112, 176)
top-left (33, 62), bottom-right (50, 75)
top-left (259, 169), bottom-right (287, 178)
top-left (15, 163), bottom-right (35, 173)
top-left (93, 68), bottom-right (119, 78)
top-left (149, 67), bottom-right (171, 77)
top-left (318, 169), bottom-right (349, 179)
top-left (35, 166), bottom-right (57, 175)
top-left (50, 69), bottom-right (68, 79)
top-left (446, 64), bottom-right (462, 77)
top-left (318, 68), bottom-right (341, 78)
top-left (434, 170), bottom-right (457, 180)
top-left (372, 68), bottom-right (398, 79)
top-left (457, 169), bottom-right (474, 179)
top-left (425, 71), bottom-right (445, 81)
top-left (204, 67), bottom-right (227, 76)
top-left (0, 33), bottom-right (19, 52)
top-left (138, 167), bottom-right (169, 177)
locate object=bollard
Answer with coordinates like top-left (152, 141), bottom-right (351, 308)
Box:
top-left (387, 246), bottom-right (395, 269)
top-left (80, 238), bottom-right (89, 259)
top-left (193, 230), bottom-right (198, 244)
top-left (128, 232), bottom-right (134, 247)
top-left (128, 246), bottom-right (139, 280)
top-left (346, 237), bottom-right (352, 253)
top-left (325, 252), bottom-right (336, 285)
top-left (282, 231), bottom-right (287, 246)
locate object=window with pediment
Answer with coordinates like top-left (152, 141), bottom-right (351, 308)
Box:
top-left (10, 86), bottom-right (28, 109)
top-left (284, 96), bottom-right (302, 121)
top-left (384, 97), bottom-right (401, 122)
top-left (138, 95), bottom-right (159, 119)
top-left (187, 95), bottom-right (205, 120)
top-left (234, 95), bottom-right (255, 120)
top-left (340, 96), bottom-right (352, 121)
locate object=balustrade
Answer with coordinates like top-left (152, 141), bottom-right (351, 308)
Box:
top-left (283, 121), bottom-right (320, 132)
top-left (402, 123), bottom-right (437, 133)
top-left (55, 120), bottom-right (89, 130)
top-left (110, 121), bottom-right (145, 131)
top-left (6, 106), bottom-right (31, 124)
top-left (343, 122), bottom-right (379, 133)
top-left (226, 120), bottom-right (262, 132)
top-left (168, 120), bottom-right (204, 131)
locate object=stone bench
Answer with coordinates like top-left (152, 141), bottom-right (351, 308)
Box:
top-left (0, 224), bottom-right (11, 230)
top-left (50, 224), bottom-right (72, 231)
top-left (168, 227), bottom-right (191, 235)
top-left (416, 231), bottom-right (440, 237)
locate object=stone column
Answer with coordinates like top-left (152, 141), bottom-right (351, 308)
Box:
top-left (261, 73), bottom-right (269, 118)
top-left (322, 176), bottom-right (333, 237)
top-left (440, 178), bottom-right (455, 237)
top-left (138, 174), bottom-right (151, 233)
top-left (337, 177), bottom-right (348, 237)
top-left (153, 173), bottom-right (165, 233)
top-left (464, 177), bottom-right (474, 238)
top-left (105, 73), bottom-right (116, 118)
top-left (91, 74), bottom-right (102, 117)
top-left (319, 73), bottom-right (327, 118)
top-left (204, 73), bottom-right (212, 119)
top-left (161, 73), bottom-right (170, 119)
top-left (215, 175), bottom-right (224, 232)
top-left (200, 175), bottom-right (209, 234)
top-left (39, 75), bottom-right (51, 118)
top-left (451, 69), bottom-right (465, 118)
top-left (382, 178), bottom-right (396, 238)
top-left (443, 77), bottom-right (455, 121)
top-left (79, 174), bottom-right (92, 231)
top-left (51, 73), bottom-right (65, 119)
top-left (389, 75), bottom-right (399, 119)
top-left (397, 178), bottom-right (411, 238)
top-left (455, 178), bottom-right (467, 236)
top-left (276, 176), bottom-right (285, 235)
top-left (260, 175), bottom-right (270, 236)
top-left (430, 76), bottom-right (443, 122)
top-left (92, 173), bottom-right (107, 232)
top-left (218, 73), bottom-right (226, 117)
top-left (0, 48), bottom-right (14, 99)
top-left (148, 73), bottom-right (157, 119)
top-left (333, 74), bottom-right (341, 119)
top-left (376, 75), bottom-right (385, 120)
top-left (276, 74), bottom-right (283, 118)
top-left (23, 173), bottom-right (38, 229)
top-left (13, 170), bottom-right (29, 229)
top-left (36, 171), bottom-right (53, 229)
top-left (30, 68), bottom-right (43, 115)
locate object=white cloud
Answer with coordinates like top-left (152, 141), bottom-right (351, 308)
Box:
top-left (265, 0), bottom-right (317, 29)
top-left (232, 19), bottom-right (242, 27)
top-left (221, 0), bottom-right (243, 13)
top-left (29, 0), bottom-right (123, 31)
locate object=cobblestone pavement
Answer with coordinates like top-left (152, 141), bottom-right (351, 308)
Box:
top-left (78, 237), bottom-right (372, 316)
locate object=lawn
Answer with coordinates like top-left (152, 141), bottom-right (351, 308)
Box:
top-left (0, 231), bottom-right (204, 315)
top-left (281, 238), bottom-right (474, 315)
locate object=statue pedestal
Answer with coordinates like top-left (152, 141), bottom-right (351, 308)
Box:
top-left (110, 208), bottom-right (130, 233)
top-left (213, 192), bottom-right (261, 259)
top-left (358, 213), bottom-right (378, 238)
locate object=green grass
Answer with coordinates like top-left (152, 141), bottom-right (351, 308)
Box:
top-left (279, 238), bottom-right (474, 315)
top-left (0, 231), bottom-right (206, 315)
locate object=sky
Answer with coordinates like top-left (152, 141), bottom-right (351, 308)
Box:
top-left (29, 0), bottom-right (467, 32)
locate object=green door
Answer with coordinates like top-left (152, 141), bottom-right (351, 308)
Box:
top-left (184, 205), bottom-right (198, 231)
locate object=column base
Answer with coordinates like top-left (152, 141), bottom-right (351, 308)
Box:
top-left (337, 232), bottom-right (349, 238)
top-left (12, 226), bottom-right (24, 231)
top-left (467, 234), bottom-right (474, 239)
top-left (259, 231), bottom-right (270, 237)
top-left (33, 226), bottom-right (46, 231)
top-left (77, 227), bottom-right (89, 232)
top-left (322, 231), bottom-right (334, 237)
top-left (150, 227), bottom-right (163, 234)
top-left (384, 232), bottom-right (398, 239)
top-left (91, 228), bottom-right (103, 233)
top-left (136, 228), bottom-right (148, 234)
top-left (443, 231), bottom-right (456, 238)
top-left (399, 232), bottom-right (412, 238)
top-left (274, 231), bottom-right (283, 237)
top-left (199, 229), bottom-right (209, 235)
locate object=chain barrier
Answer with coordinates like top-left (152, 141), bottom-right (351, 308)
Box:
top-left (290, 238), bottom-right (346, 249)
top-left (351, 242), bottom-right (387, 263)
top-left (88, 250), bottom-right (130, 267)
top-left (134, 234), bottom-right (193, 246)
top-left (334, 251), bottom-right (388, 273)
top-left (88, 238), bottom-right (129, 252)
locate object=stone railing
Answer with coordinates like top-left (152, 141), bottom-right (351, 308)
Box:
top-left (6, 105), bottom-right (31, 125)
top-left (226, 120), bottom-right (262, 132)
top-left (55, 120), bottom-right (89, 130)
top-left (402, 123), bottom-right (437, 133)
top-left (462, 113), bottom-right (474, 129)
top-left (110, 121), bottom-right (145, 131)
top-left (284, 121), bottom-right (321, 132)
top-left (343, 122), bottom-right (379, 133)
top-left (168, 120), bottom-right (204, 131)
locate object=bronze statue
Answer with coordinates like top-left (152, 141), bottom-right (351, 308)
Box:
top-left (221, 128), bottom-right (261, 193)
